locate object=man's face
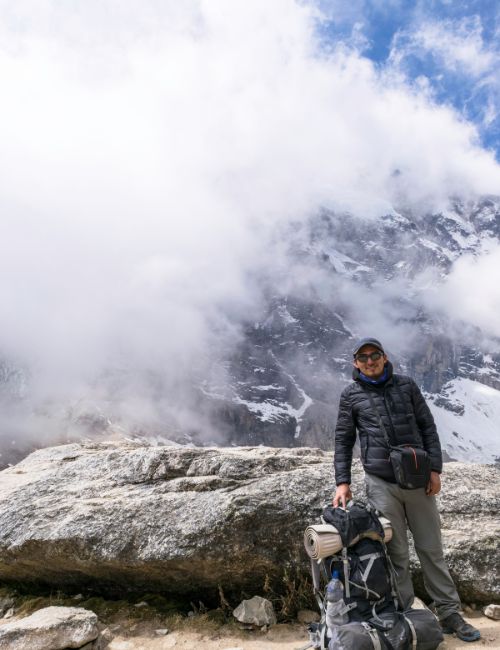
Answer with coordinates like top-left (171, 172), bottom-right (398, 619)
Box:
top-left (353, 344), bottom-right (387, 379)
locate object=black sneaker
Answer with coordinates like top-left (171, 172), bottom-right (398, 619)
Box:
top-left (440, 612), bottom-right (481, 642)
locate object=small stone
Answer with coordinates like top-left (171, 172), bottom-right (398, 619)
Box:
top-left (3, 608), bottom-right (14, 619)
top-left (260, 624), bottom-right (268, 632)
top-left (187, 611), bottom-right (195, 617)
top-left (233, 595), bottom-right (276, 627)
top-left (297, 609), bottom-right (320, 624)
top-left (484, 604), bottom-right (500, 620)
top-left (73, 593), bottom-right (84, 600)
top-left (101, 627), bottom-right (113, 641)
top-left (464, 605), bottom-right (474, 614)
top-left (0, 596), bottom-right (15, 617)
top-left (134, 601), bottom-right (148, 608)
top-left (155, 628), bottom-right (169, 636)
top-left (411, 598), bottom-right (427, 610)
top-left (470, 603), bottom-right (477, 610)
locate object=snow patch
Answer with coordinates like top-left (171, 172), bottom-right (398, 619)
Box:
top-left (277, 305), bottom-right (298, 325)
top-left (429, 378), bottom-right (500, 463)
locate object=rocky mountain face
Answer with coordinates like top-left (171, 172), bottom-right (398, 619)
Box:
top-left (206, 197), bottom-right (500, 462)
top-left (1, 198), bottom-right (499, 465)
top-left (0, 442), bottom-right (497, 606)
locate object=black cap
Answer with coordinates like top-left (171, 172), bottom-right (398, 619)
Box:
top-left (353, 337), bottom-right (385, 357)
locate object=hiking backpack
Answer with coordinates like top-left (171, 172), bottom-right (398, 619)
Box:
top-left (302, 501), bottom-right (443, 650)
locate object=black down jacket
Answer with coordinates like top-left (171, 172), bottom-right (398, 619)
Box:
top-left (334, 362), bottom-right (442, 485)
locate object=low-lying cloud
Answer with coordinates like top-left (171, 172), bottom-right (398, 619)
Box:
top-left (427, 243), bottom-right (500, 341)
top-left (1, 0), bottom-right (500, 442)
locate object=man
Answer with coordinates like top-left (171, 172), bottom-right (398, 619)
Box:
top-left (333, 337), bottom-right (480, 643)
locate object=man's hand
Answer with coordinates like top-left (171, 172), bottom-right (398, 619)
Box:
top-left (426, 471), bottom-right (441, 496)
top-left (333, 483), bottom-right (353, 508)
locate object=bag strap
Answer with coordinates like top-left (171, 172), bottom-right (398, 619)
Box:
top-left (364, 382), bottom-right (423, 449)
top-left (364, 389), bottom-right (393, 449)
top-left (342, 547), bottom-right (351, 598)
top-left (361, 623), bottom-right (383, 650)
top-left (392, 380), bottom-right (423, 446)
top-left (359, 552), bottom-right (385, 584)
top-left (403, 615), bottom-right (418, 650)
top-left (310, 558), bottom-right (321, 592)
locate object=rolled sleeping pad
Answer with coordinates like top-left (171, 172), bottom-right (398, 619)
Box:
top-left (304, 524), bottom-right (343, 560)
top-left (304, 516), bottom-right (392, 560)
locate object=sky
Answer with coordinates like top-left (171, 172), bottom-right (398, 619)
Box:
top-left (0, 0), bottom-right (499, 441)
top-left (317, 0), bottom-right (500, 156)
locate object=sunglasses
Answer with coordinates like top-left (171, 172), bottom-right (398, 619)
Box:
top-left (355, 351), bottom-right (384, 363)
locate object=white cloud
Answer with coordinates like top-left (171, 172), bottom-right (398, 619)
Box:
top-left (0, 0), bottom-right (499, 434)
top-left (397, 16), bottom-right (496, 77)
top-left (389, 14), bottom-right (500, 129)
top-left (426, 244), bottom-right (500, 339)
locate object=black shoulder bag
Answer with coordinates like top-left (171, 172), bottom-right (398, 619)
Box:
top-left (364, 384), bottom-right (431, 490)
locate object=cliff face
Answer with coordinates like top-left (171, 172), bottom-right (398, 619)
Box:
top-left (0, 441), bottom-right (497, 605)
top-left (209, 199), bottom-right (500, 462)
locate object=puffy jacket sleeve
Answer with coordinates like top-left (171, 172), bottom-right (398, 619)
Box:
top-left (334, 387), bottom-right (357, 485)
top-left (410, 379), bottom-right (443, 473)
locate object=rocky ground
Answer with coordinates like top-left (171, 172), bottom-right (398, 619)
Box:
top-left (1, 591), bottom-right (499, 650)
top-left (103, 615), bottom-right (500, 649)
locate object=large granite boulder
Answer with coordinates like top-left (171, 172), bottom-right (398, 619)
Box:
top-left (0, 442), bottom-right (497, 605)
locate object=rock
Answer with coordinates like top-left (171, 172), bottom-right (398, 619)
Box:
top-left (100, 627), bottom-right (113, 641)
top-left (78, 641), bottom-right (100, 650)
top-left (406, 461), bottom-right (499, 603)
top-left (0, 596), bottom-right (14, 617)
top-left (133, 601), bottom-right (148, 608)
top-left (297, 609), bottom-right (320, 623)
top-left (0, 606), bottom-right (99, 650)
top-left (410, 597), bottom-right (427, 610)
top-left (3, 607), bottom-right (14, 619)
top-left (233, 596), bottom-right (276, 627)
top-left (484, 604), bottom-right (500, 620)
top-left (0, 442), bottom-right (497, 604)
top-left (154, 628), bottom-right (169, 635)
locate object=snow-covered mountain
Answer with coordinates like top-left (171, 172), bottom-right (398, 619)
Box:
top-left (206, 197), bottom-right (500, 464)
top-left (1, 198), bottom-right (499, 466)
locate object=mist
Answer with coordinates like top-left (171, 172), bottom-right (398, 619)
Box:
top-left (1, 0), bottom-right (500, 446)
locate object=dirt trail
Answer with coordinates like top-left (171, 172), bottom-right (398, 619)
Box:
top-left (107, 614), bottom-right (500, 649)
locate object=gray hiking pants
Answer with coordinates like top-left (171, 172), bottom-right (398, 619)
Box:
top-left (365, 472), bottom-right (461, 620)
